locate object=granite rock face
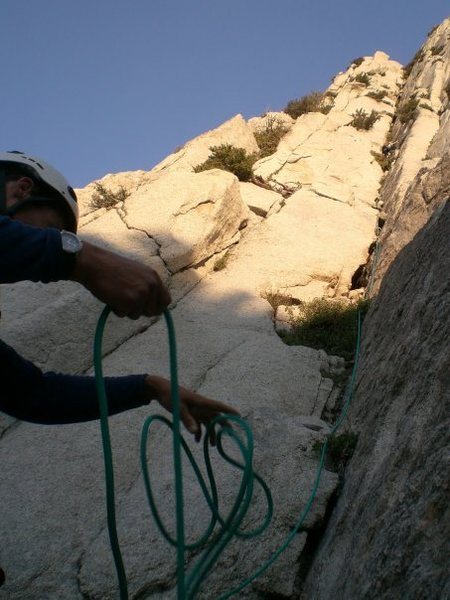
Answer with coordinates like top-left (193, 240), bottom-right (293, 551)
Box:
top-left (301, 199), bottom-right (450, 600)
top-left (301, 20), bottom-right (450, 600)
top-left (253, 52), bottom-right (403, 205)
top-left (123, 169), bottom-right (249, 273)
top-left (0, 19), bottom-right (449, 600)
top-left (373, 19), bottom-right (450, 288)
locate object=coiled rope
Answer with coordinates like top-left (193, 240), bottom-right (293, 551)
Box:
top-left (94, 306), bottom-right (362, 599)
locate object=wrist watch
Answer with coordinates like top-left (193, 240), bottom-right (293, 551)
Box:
top-left (61, 230), bottom-right (83, 255)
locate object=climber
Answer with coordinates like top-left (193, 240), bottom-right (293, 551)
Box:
top-left (0, 151), bottom-right (237, 433)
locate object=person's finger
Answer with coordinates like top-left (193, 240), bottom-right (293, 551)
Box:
top-left (195, 428), bottom-right (202, 444)
top-left (128, 306), bottom-right (145, 320)
top-left (180, 404), bottom-right (199, 437)
top-left (143, 280), bottom-right (171, 316)
top-left (209, 425), bottom-right (216, 446)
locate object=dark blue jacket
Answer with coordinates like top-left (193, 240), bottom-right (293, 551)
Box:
top-left (0, 216), bottom-right (148, 424)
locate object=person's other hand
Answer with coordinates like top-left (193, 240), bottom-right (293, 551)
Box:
top-left (144, 375), bottom-right (239, 445)
top-left (71, 242), bottom-right (171, 318)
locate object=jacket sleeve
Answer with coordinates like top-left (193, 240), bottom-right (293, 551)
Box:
top-left (0, 339), bottom-right (150, 425)
top-left (0, 215), bottom-right (74, 283)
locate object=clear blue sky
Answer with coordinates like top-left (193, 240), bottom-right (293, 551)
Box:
top-left (2, 1), bottom-right (448, 188)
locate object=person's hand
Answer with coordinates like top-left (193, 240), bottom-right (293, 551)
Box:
top-left (144, 375), bottom-right (239, 445)
top-left (71, 241), bottom-right (171, 318)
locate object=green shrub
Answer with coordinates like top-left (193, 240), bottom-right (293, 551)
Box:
top-left (419, 103), bottom-right (433, 111)
top-left (89, 182), bottom-right (130, 210)
top-left (213, 252), bottom-right (230, 272)
top-left (354, 72), bottom-right (371, 86)
top-left (349, 109), bottom-right (380, 130)
top-left (403, 49), bottom-right (423, 78)
top-left (280, 298), bottom-right (370, 361)
top-left (397, 98), bottom-right (419, 123)
top-left (350, 57), bottom-right (365, 68)
top-left (431, 44), bottom-right (444, 56)
top-left (367, 90), bottom-right (387, 101)
top-left (261, 289), bottom-right (300, 311)
top-left (193, 144), bottom-right (257, 182)
top-left (254, 116), bottom-right (290, 158)
top-left (283, 91), bottom-right (327, 119)
top-left (371, 151), bottom-right (394, 172)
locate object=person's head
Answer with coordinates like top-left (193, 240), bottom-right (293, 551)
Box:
top-left (0, 152), bottom-right (78, 232)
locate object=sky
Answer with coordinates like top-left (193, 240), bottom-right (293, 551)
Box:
top-left (2, 1), bottom-right (449, 188)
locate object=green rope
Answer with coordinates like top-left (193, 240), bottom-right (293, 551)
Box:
top-left (94, 306), bottom-right (128, 600)
top-left (94, 307), bottom-right (363, 599)
top-left (140, 312), bottom-right (274, 599)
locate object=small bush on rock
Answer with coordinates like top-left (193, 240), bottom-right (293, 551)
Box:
top-left (90, 182), bottom-right (130, 210)
top-left (279, 298), bottom-right (370, 361)
top-left (354, 72), bottom-right (371, 86)
top-left (213, 252), bottom-right (230, 272)
top-left (254, 115), bottom-right (290, 158)
top-left (261, 289), bottom-right (300, 311)
top-left (283, 92), bottom-right (328, 119)
top-left (349, 109), bottom-right (380, 130)
top-left (351, 57), bottom-right (365, 68)
top-left (193, 144), bottom-right (257, 182)
top-left (403, 49), bottom-right (423, 78)
top-left (367, 90), bottom-right (387, 101)
top-left (431, 44), bottom-right (444, 56)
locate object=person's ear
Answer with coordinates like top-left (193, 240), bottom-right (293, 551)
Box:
top-left (16, 177), bottom-right (35, 199)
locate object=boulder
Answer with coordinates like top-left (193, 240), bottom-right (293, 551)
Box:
top-left (150, 114), bottom-right (259, 177)
top-left (239, 181), bottom-right (282, 216)
top-left (81, 208), bottom-right (169, 280)
top-left (247, 111), bottom-right (294, 134)
top-left (216, 189), bottom-right (377, 298)
top-left (123, 169), bottom-right (250, 273)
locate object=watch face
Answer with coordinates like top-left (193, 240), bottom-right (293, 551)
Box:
top-left (61, 230), bottom-right (83, 254)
